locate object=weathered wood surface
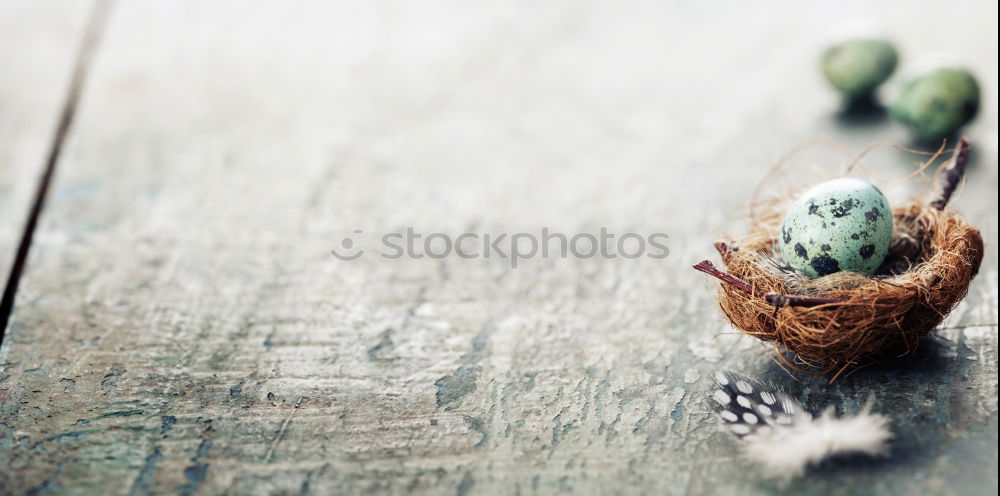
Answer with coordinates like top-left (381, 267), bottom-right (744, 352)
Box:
top-left (1, 1), bottom-right (997, 495)
top-left (0, 0), bottom-right (92, 281)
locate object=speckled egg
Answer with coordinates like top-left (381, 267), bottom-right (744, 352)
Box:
top-left (890, 67), bottom-right (980, 141)
top-left (821, 38), bottom-right (899, 100)
top-left (780, 178), bottom-right (893, 277)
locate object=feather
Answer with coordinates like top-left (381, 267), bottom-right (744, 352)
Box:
top-left (711, 370), bottom-right (891, 481)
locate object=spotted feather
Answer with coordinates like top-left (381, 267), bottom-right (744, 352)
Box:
top-left (708, 369), bottom-right (892, 481)
top-left (711, 370), bottom-right (807, 439)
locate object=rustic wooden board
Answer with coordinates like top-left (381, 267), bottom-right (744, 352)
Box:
top-left (1, 1), bottom-right (997, 495)
top-left (0, 0), bottom-right (93, 287)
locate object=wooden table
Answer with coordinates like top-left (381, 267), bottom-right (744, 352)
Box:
top-left (1, 1), bottom-right (996, 494)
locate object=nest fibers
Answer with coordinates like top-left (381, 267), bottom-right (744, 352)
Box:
top-left (696, 138), bottom-right (983, 379)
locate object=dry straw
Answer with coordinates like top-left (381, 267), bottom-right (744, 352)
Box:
top-left (695, 138), bottom-right (983, 381)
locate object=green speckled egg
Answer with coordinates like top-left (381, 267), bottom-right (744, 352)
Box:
top-left (821, 38), bottom-right (898, 100)
top-left (890, 68), bottom-right (980, 141)
top-left (780, 178), bottom-right (893, 277)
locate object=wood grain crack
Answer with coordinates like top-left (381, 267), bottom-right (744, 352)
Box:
top-left (0, 0), bottom-right (114, 341)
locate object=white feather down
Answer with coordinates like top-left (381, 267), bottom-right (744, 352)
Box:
top-left (741, 403), bottom-right (891, 481)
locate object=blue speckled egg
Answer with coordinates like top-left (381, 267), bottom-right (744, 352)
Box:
top-left (779, 178), bottom-right (893, 277)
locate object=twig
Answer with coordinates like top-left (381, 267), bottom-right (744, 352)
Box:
top-left (765, 293), bottom-right (843, 308)
top-left (930, 136), bottom-right (970, 210)
top-left (693, 260), bottom-right (846, 308)
top-left (714, 241), bottom-right (729, 258)
top-left (692, 260), bottom-right (753, 294)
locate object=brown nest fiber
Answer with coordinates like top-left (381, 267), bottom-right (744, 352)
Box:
top-left (695, 138), bottom-right (984, 380)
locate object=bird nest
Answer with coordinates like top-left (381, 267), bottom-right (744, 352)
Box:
top-left (695, 138), bottom-right (983, 380)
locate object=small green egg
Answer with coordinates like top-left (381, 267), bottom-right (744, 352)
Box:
top-left (890, 68), bottom-right (980, 141)
top-left (779, 178), bottom-right (893, 277)
top-left (821, 38), bottom-right (898, 100)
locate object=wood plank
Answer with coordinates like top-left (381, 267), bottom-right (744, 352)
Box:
top-left (0, 0), bottom-right (94, 300)
top-left (1, 1), bottom-right (997, 494)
